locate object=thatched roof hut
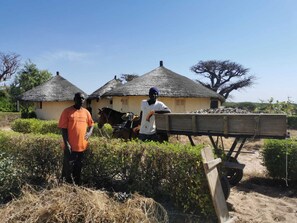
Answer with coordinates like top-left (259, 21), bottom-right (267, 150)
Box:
top-left (18, 72), bottom-right (88, 120)
top-left (104, 61), bottom-right (225, 102)
top-left (88, 75), bottom-right (122, 100)
top-left (19, 72), bottom-right (87, 102)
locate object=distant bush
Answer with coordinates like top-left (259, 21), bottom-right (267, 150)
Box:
top-left (288, 116), bottom-right (297, 130)
top-left (11, 118), bottom-right (113, 137)
top-left (0, 131), bottom-right (215, 218)
top-left (21, 111), bottom-right (37, 119)
top-left (262, 139), bottom-right (297, 182)
top-left (11, 118), bottom-right (41, 133)
top-left (224, 100), bottom-right (297, 115)
top-left (223, 102), bottom-right (256, 112)
top-left (38, 120), bottom-right (61, 135)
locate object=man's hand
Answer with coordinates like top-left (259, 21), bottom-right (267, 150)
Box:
top-left (85, 126), bottom-right (94, 140)
top-left (133, 125), bottom-right (140, 133)
top-left (85, 131), bottom-right (92, 140)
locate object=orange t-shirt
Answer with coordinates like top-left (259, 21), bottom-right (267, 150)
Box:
top-left (58, 106), bottom-right (94, 152)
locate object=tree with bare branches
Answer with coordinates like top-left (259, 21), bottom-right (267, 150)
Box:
top-left (190, 60), bottom-right (256, 99)
top-left (0, 52), bottom-right (21, 82)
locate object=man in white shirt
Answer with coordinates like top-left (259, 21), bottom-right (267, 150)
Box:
top-left (138, 87), bottom-right (171, 142)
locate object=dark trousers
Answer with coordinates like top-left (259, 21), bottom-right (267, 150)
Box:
top-left (138, 133), bottom-right (159, 141)
top-left (61, 150), bottom-right (85, 185)
top-left (138, 133), bottom-right (168, 142)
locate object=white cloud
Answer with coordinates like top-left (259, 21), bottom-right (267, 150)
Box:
top-left (42, 50), bottom-right (89, 62)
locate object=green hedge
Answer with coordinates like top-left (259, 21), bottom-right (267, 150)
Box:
top-left (11, 118), bottom-right (61, 134)
top-left (11, 118), bottom-right (113, 137)
top-left (263, 139), bottom-right (297, 182)
top-left (0, 130), bottom-right (215, 218)
top-left (288, 116), bottom-right (297, 129)
top-left (0, 152), bottom-right (24, 202)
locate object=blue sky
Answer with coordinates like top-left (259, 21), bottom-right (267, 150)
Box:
top-left (1, 0), bottom-right (296, 103)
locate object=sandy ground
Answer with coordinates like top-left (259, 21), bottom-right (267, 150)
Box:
top-left (226, 132), bottom-right (297, 223)
top-left (0, 126), bottom-right (11, 131)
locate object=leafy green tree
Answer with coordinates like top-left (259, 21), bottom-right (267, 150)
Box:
top-left (10, 61), bottom-right (52, 98)
top-left (256, 97), bottom-right (296, 115)
top-left (9, 61), bottom-right (52, 113)
top-left (0, 87), bottom-right (12, 111)
top-left (190, 60), bottom-right (256, 99)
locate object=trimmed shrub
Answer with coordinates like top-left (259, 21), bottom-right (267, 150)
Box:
top-left (0, 152), bottom-right (24, 203)
top-left (0, 131), bottom-right (62, 184)
top-left (79, 139), bottom-right (214, 216)
top-left (262, 139), bottom-right (297, 182)
top-left (11, 118), bottom-right (41, 133)
top-left (39, 120), bottom-right (61, 135)
top-left (21, 111), bottom-right (37, 119)
top-left (0, 131), bottom-right (215, 218)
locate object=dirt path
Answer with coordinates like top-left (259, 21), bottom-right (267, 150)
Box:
top-left (227, 138), bottom-right (297, 223)
top-left (0, 126), bottom-right (11, 131)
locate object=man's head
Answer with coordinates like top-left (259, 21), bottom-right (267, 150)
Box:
top-left (148, 87), bottom-right (159, 103)
top-left (74, 92), bottom-right (85, 109)
top-left (149, 87), bottom-right (159, 96)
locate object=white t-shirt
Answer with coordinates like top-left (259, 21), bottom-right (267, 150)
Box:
top-left (139, 100), bottom-right (171, 135)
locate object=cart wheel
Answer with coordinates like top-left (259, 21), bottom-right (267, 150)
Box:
top-left (220, 176), bottom-right (230, 200)
top-left (226, 157), bottom-right (243, 186)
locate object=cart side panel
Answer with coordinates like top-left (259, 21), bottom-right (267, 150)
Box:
top-left (155, 113), bottom-right (287, 138)
top-left (228, 115), bottom-right (259, 135)
top-left (258, 115), bottom-right (287, 137)
top-left (170, 115), bottom-right (192, 132)
top-left (196, 115), bottom-right (225, 133)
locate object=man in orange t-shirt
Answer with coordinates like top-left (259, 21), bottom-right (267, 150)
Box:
top-left (58, 92), bottom-right (94, 185)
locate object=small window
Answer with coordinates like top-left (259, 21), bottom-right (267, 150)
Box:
top-left (210, 100), bottom-right (219, 109)
top-left (35, 102), bottom-right (42, 109)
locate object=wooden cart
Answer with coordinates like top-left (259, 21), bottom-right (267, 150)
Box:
top-left (155, 113), bottom-right (287, 188)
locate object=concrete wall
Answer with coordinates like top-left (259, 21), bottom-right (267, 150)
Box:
top-left (34, 101), bottom-right (73, 120)
top-left (35, 96), bottom-right (221, 121)
top-left (92, 96), bottom-right (220, 115)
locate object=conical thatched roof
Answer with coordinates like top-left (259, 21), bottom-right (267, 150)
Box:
top-left (19, 73), bottom-right (88, 102)
top-left (104, 63), bottom-right (225, 101)
top-left (88, 76), bottom-right (122, 100)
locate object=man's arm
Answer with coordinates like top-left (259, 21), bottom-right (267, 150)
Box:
top-left (61, 128), bottom-right (71, 154)
top-left (147, 104), bottom-right (171, 121)
top-left (85, 125), bottom-right (94, 140)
